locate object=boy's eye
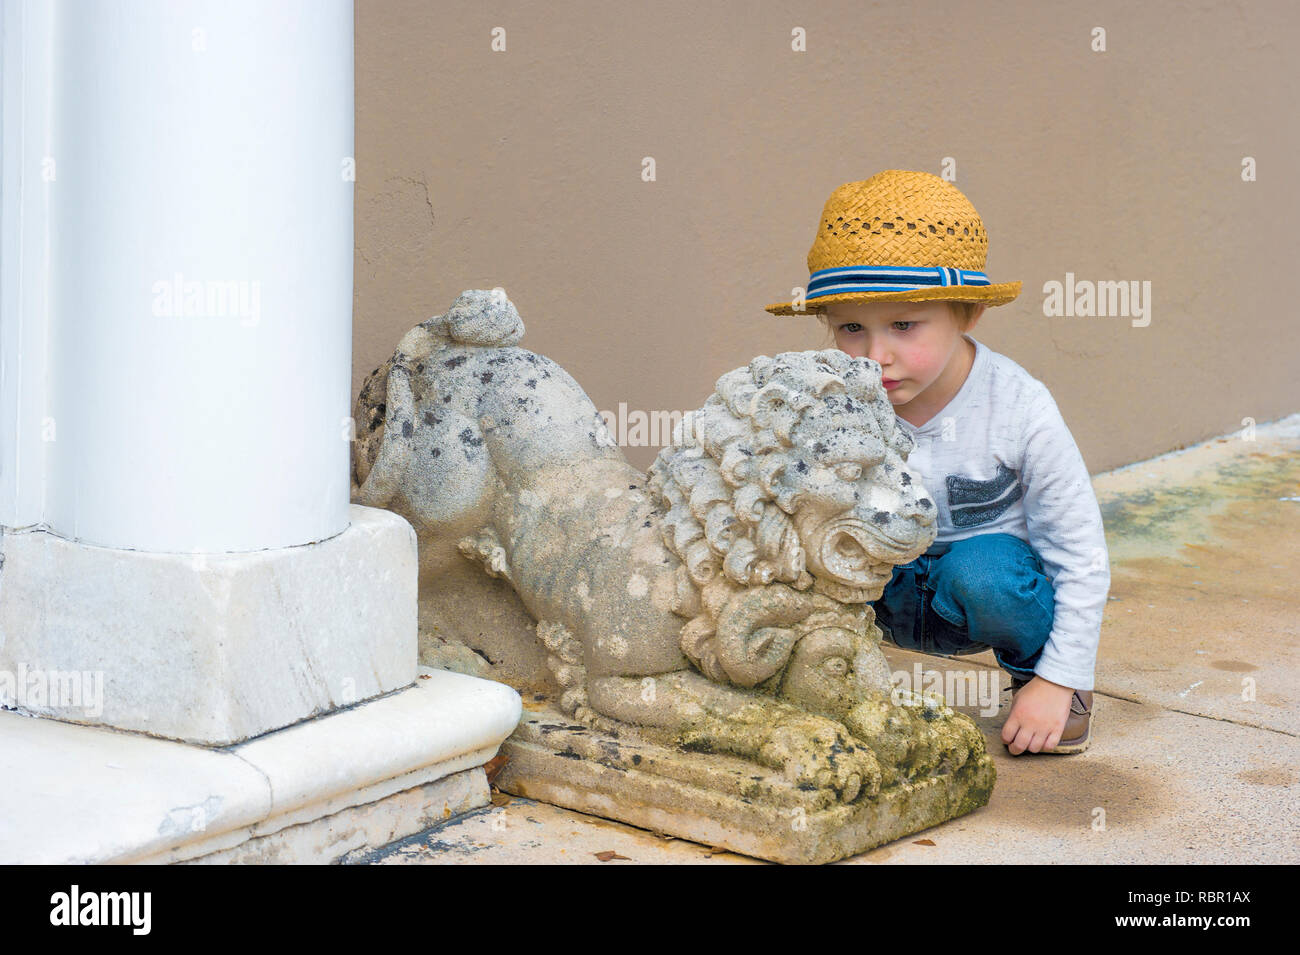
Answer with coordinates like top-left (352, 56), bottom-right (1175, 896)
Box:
top-left (836, 321), bottom-right (912, 333)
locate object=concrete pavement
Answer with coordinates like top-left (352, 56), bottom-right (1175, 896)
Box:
top-left (366, 414), bottom-right (1300, 864)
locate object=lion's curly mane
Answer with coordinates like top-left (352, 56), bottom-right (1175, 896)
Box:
top-left (646, 350), bottom-right (914, 682)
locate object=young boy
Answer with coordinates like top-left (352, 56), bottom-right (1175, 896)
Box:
top-left (764, 170), bottom-right (1109, 755)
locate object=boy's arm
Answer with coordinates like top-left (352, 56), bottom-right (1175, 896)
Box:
top-left (1016, 382), bottom-right (1110, 692)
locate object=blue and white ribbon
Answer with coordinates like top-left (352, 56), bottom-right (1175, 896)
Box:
top-left (806, 265), bottom-right (991, 300)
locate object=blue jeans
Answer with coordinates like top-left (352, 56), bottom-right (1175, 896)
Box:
top-left (870, 533), bottom-right (1054, 679)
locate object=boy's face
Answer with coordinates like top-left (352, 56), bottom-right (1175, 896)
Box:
top-left (824, 300), bottom-right (981, 416)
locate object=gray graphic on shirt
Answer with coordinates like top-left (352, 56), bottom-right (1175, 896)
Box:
top-left (946, 463), bottom-right (1023, 528)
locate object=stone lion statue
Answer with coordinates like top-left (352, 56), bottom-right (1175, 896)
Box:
top-left (353, 289), bottom-right (987, 802)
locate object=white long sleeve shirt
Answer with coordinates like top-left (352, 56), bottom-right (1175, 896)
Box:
top-left (895, 335), bottom-right (1110, 691)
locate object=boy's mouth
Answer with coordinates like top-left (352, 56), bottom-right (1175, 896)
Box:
top-left (882, 378), bottom-right (902, 391)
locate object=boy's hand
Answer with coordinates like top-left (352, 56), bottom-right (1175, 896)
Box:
top-left (1001, 676), bottom-right (1075, 755)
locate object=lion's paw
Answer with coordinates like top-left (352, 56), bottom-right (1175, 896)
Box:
top-left (759, 713), bottom-right (881, 802)
top-left (845, 697), bottom-right (986, 779)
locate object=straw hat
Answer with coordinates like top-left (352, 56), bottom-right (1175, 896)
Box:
top-left (764, 170), bottom-right (1021, 315)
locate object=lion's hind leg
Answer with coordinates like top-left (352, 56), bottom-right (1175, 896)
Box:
top-left (535, 621), bottom-right (622, 733)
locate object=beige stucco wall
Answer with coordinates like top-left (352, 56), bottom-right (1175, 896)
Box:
top-left (354, 0), bottom-right (1298, 473)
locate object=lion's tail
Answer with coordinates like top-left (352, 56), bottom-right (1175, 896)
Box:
top-left (352, 289), bottom-right (527, 505)
top-left (419, 288), bottom-right (525, 348)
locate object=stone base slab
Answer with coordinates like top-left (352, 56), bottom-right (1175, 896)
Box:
top-left (495, 702), bottom-right (995, 865)
top-left (0, 504), bottom-right (418, 744)
top-left (0, 667), bottom-right (521, 864)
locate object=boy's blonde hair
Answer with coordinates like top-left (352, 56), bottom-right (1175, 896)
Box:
top-left (946, 301), bottom-right (980, 332)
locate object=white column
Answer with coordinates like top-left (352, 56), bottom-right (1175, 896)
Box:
top-left (7, 0), bottom-right (354, 551)
top-left (0, 0), bottom-right (420, 746)
top-left (0, 0), bottom-right (53, 528)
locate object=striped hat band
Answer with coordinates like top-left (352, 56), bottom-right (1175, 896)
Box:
top-left (806, 265), bottom-right (991, 300)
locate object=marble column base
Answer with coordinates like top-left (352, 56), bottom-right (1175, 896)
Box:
top-left (0, 504), bottom-right (417, 745)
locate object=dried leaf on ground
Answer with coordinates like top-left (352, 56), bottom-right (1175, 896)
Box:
top-left (483, 754), bottom-right (510, 784)
top-left (594, 850), bottom-right (630, 862)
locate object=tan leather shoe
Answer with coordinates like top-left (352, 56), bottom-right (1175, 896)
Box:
top-left (1048, 689), bottom-right (1094, 754)
top-left (1008, 677), bottom-right (1094, 754)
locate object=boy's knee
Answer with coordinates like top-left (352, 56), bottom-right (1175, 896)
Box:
top-left (942, 534), bottom-right (1043, 583)
top-left (948, 532), bottom-right (1034, 560)
top-left (932, 535), bottom-right (1052, 622)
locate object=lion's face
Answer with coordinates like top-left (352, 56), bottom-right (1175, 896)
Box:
top-left (650, 348), bottom-right (938, 610)
top-left (776, 391), bottom-right (937, 601)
